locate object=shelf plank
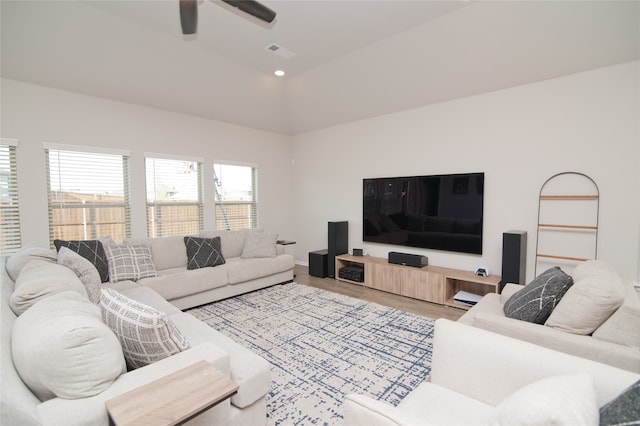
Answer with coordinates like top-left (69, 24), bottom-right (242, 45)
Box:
top-left (538, 223), bottom-right (597, 230)
top-left (536, 253), bottom-right (591, 262)
top-left (539, 195), bottom-right (599, 199)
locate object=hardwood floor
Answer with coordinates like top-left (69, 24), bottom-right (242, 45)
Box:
top-left (293, 265), bottom-right (464, 321)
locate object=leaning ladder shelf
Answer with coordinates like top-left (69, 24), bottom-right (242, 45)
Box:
top-left (535, 173), bottom-right (599, 275)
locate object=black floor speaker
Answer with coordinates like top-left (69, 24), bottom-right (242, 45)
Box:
top-left (328, 221), bottom-right (348, 278)
top-left (501, 230), bottom-right (527, 291)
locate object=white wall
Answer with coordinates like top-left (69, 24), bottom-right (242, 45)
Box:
top-left (292, 61), bottom-right (640, 283)
top-left (1, 79), bottom-right (295, 246)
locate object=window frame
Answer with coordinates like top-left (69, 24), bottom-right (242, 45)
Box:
top-left (145, 154), bottom-right (205, 238)
top-left (44, 143), bottom-right (131, 244)
top-left (0, 138), bottom-right (21, 255)
top-left (213, 162), bottom-right (258, 231)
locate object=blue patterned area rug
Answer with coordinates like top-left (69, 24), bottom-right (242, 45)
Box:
top-left (188, 282), bottom-right (435, 425)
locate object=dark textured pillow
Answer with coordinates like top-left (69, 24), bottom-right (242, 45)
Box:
top-left (54, 239), bottom-right (109, 283)
top-left (503, 267), bottom-right (573, 324)
top-left (184, 236), bottom-right (225, 270)
top-left (599, 379), bottom-right (640, 426)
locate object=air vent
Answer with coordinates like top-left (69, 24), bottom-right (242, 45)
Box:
top-left (265, 43), bottom-right (296, 59)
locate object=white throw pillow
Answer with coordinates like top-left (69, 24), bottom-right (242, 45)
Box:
top-left (241, 231), bottom-right (278, 259)
top-left (57, 246), bottom-right (102, 303)
top-left (100, 288), bottom-right (191, 369)
top-left (546, 260), bottom-right (624, 335)
top-left (105, 244), bottom-right (158, 283)
top-left (11, 291), bottom-right (126, 401)
top-left (10, 260), bottom-right (88, 315)
top-left (491, 374), bottom-right (599, 426)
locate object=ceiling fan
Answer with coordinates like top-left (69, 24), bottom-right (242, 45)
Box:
top-left (180, 0), bottom-right (277, 35)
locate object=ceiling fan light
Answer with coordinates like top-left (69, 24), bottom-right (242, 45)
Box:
top-left (274, 70), bottom-right (285, 77)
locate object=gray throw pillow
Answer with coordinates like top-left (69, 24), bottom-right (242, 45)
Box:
top-left (105, 244), bottom-right (158, 283)
top-left (184, 236), bottom-right (225, 270)
top-left (599, 379), bottom-right (640, 426)
top-left (503, 267), bottom-right (573, 324)
top-left (57, 246), bottom-right (102, 304)
top-left (54, 239), bottom-right (110, 283)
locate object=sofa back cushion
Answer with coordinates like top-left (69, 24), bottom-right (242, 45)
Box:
top-left (10, 260), bottom-right (88, 316)
top-left (124, 236), bottom-right (187, 270)
top-left (11, 291), bottom-right (126, 401)
top-left (200, 228), bottom-right (264, 259)
top-left (546, 260), bottom-right (624, 335)
top-left (593, 280), bottom-right (640, 349)
top-left (6, 246), bottom-right (57, 282)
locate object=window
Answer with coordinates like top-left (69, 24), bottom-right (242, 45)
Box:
top-left (146, 156), bottom-right (204, 237)
top-left (0, 139), bottom-right (21, 254)
top-left (45, 145), bottom-right (131, 243)
top-left (214, 163), bottom-right (257, 230)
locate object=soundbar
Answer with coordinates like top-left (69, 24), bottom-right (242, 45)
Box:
top-left (388, 252), bottom-right (428, 268)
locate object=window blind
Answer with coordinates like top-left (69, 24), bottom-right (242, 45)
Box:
top-left (145, 157), bottom-right (204, 237)
top-left (0, 140), bottom-right (21, 254)
top-left (214, 163), bottom-right (258, 230)
top-left (45, 147), bottom-right (131, 244)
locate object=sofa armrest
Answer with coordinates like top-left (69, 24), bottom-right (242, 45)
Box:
top-left (430, 319), bottom-right (639, 407)
top-left (37, 342), bottom-right (230, 426)
top-left (343, 394), bottom-right (424, 426)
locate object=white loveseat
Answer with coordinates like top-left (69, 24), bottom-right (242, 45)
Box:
top-left (458, 260), bottom-right (640, 373)
top-left (1, 229), bottom-right (293, 426)
top-left (344, 319), bottom-right (640, 426)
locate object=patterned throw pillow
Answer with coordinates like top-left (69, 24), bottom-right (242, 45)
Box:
top-left (57, 246), bottom-right (102, 303)
top-left (599, 379), bottom-right (640, 426)
top-left (105, 244), bottom-right (158, 283)
top-left (100, 288), bottom-right (191, 369)
top-left (503, 267), bottom-right (573, 324)
top-left (241, 232), bottom-right (278, 259)
top-left (54, 239), bottom-right (110, 283)
top-left (184, 236), bottom-right (225, 270)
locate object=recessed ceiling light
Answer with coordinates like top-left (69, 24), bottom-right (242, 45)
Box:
top-left (274, 70), bottom-right (285, 77)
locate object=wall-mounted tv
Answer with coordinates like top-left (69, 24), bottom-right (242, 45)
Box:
top-left (363, 173), bottom-right (484, 255)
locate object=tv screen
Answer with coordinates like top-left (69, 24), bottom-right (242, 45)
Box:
top-left (363, 173), bottom-right (484, 255)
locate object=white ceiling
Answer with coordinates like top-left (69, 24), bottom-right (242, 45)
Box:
top-left (2, 1), bottom-right (639, 134)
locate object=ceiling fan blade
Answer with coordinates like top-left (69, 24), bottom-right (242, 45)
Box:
top-left (221, 0), bottom-right (276, 23)
top-left (180, 0), bottom-right (198, 34)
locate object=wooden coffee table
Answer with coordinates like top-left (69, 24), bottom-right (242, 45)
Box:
top-left (106, 361), bottom-right (238, 426)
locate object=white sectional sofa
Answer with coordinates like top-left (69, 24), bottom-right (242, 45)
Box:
top-left (344, 319), bottom-right (640, 426)
top-left (458, 260), bottom-right (640, 373)
top-left (1, 229), bottom-right (294, 426)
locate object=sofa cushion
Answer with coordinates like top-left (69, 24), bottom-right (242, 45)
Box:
top-left (100, 288), bottom-right (191, 369)
top-left (11, 291), bottom-right (126, 401)
top-left (106, 244), bottom-right (158, 283)
top-left (6, 246), bottom-right (57, 281)
top-left (226, 255), bottom-right (294, 285)
top-left (10, 260), bottom-right (88, 315)
top-left (184, 236), bottom-right (225, 270)
top-left (54, 239), bottom-right (110, 282)
top-left (57, 246), bottom-right (101, 304)
top-left (593, 280), bottom-right (640, 349)
top-left (599, 379), bottom-right (640, 426)
top-left (241, 232), bottom-right (278, 259)
top-left (492, 373), bottom-right (598, 426)
top-left (124, 235), bottom-right (187, 270)
top-left (138, 265), bottom-right (229, 301)
top-left (546, 261), bottom-right (624, 335)
top-left (503, 267), bottom-right (573, 324)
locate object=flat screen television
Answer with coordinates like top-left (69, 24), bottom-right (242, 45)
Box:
top-left (363, 172), bottom-right (484, 255)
